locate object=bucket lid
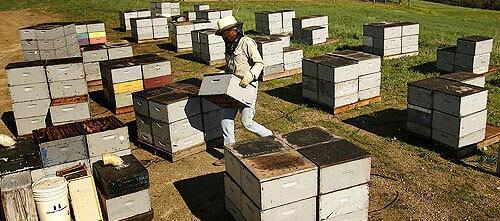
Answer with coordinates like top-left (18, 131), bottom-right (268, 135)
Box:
top-left (32, 176), bottom-right (68, 193)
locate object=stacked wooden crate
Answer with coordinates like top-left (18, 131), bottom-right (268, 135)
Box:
top-left (170, 20), bottom-right (213, 52)
top-left (130, 16), bottom-right (169, 43)
top-left (225, 127), bottom-right (371, 221)
top-left (196, 9), bottom-right (233, 28)
top-left (93, 154), bottom-right (153, 220)
top-left (255, 37), bottom-right (304, 81)
top-left (135, 54), bottom-right (172, 89)
top-left (75, 21), bottom-right (107, 46)
top-left (82, 43), bottom-right (134, 87)
top-left (46, 57), bottom-right (90, 125)
top-left (292, 16), bottom-right (329, 45)
top-left (191, 29), bottom-right (225, 65)
top-left (255, 10), bottom-right (296, 35)
top-left (119, 9), bottom-right (151, 31)
top-left (100, 56), bottom-right (144, 114)
top-left (183, 4), bottom-right (211, 21)
top-left (6, 61), bottom-right (50, 135)
top-left (407, 77), bottom-right (488, 149)
top-left (363, 22), bottom-right (419, 58)
top-left (151, 1), bottom-right (180, 17)
top-left (19, 22), bottom-right (80, 61)
top-left (302, 51), bottom-right (382, 114)
top-left (436, 36), bottom-right (493, 74)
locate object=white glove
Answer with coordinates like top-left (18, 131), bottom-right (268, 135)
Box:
top-left (0, 134), bottom-right (16, 147)
top-left (103, 153), bottom-right (124, 167)
top-left (240, 72), bottom-right (253, 88)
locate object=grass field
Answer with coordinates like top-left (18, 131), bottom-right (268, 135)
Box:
top-left (1, 0), bottom-right (500, 220)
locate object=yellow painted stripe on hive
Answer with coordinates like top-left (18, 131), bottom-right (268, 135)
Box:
top-left (113, 80), bottom-right (144, 94)
top-left (88, 31), bottom-right (106, 38)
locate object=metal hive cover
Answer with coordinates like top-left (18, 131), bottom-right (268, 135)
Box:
top-left (319, 56), bottom-right (357, 68)
top-left (280, 127), bottom-right (339, 148)
top-left (232, 136), bottom-right (287, 158)
top-left (407, 77), bottom-right (454, 91)
top-left (432, 80), bottom-right (486, 97)
top-left (149, 87), bottom-right (193, 104)
top-left (459, 36), bottom-right (493, 42)
top-left (297, 139), bottom-right (370, 168)
top-left (82, 116), bottom-right (125, 133)
top-left (242, 150), bottom-right (316, 180)
top-left (438, 72), bottom-right (481, 82)
top-left (328, 50), bottom-right (379, 61)
top-left (132, 86), bottom-right (174, 99)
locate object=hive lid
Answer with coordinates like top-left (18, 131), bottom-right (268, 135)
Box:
top-left (45, 57), bottom-right (83, 66)
top-left (318, 56), bottom-right (358, 68)
top-left (279, 127), bottom-right (340, 149)
top-left (171, 78), bottom-right (202, 94)
top-left (297, 139), bottom-right (370, 168)
top-left (82, 116), bottom-right (125, 133)
top-left (438, 72), bottom-right (483, 82)
top-left (303, 55), bottom-right (334, 63)
top-left (149, 87), bottom-right (194, 104)
top-left (133, 54), bottom-right (168, 65)
top-left (81, 44), bottom-right (108, 52)
top-left (407, 77), bottom-right (454, 91)
top-left (228, 136), bottom-right (288, 158)
top-left (242, 150), bottom-right (316, 180)
top-left (437, 45), bottom-right (457, 53)
top-left (432, 79), bottom-right (486, 97)
top-left (132, 86), bottom-right (174, 99)
top-left (33, 122), bottom-right (86, 143)
top-left (328, 50), bottom-right (379, 61)
top-left (32, 23), bottom-right (63, 30)
top-left (5, 60), bottom-right (45, 70)
top-left (458, 36), bottom-right (493, 42)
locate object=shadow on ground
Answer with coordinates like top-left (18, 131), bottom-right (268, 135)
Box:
top-left (411, 61), bottom-right (438, 75)
top-left (1, 111), bottom-right (17, 136)
top-left (175, 53), bottom-right (203, 64)
top-left (335, 44), bottom-right (365, 52)
top-left (174, 172), bottom-right (228, 221)
top-left (343, 108), bottom-right (495, 174)
top-left (157, 43), bottom-right (178, 52)
top-left (264, 82), bottom-right (303, 105)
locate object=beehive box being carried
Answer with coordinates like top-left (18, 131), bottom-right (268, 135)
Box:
top-left (292, 16), bottom-right (329, 45)
top-left (19, 22), bottom-right (81, 61)
top-left (199, 73), bottom-right (258, 108)
top-left (407, 77), bottom-right (488, 150)
top-left (436, 36), bottom-right (493, 74)
top-left (363, 21), bottom-right (419, 58)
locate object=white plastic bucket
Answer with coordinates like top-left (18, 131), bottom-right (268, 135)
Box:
top-left (32, 176), bottom-right (71, 221)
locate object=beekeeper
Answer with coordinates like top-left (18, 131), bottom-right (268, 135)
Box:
top-left (215, 16), bottom-right (273, 147)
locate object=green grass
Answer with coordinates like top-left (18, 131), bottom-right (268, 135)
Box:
top-left (1, 0), bottom-right (500, 219)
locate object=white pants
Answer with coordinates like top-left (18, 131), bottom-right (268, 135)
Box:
top-left (221, 105), bottom-right (273, 145)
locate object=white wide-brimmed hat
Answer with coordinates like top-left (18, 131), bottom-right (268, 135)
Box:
top-left (215, 16), bottom-right (241, 36)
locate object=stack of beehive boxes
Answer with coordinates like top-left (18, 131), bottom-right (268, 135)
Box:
top-left (82, 43), bottom-right (134, 85)
top-left (192, 29), bottom-right (225, 64)
top-left (436, 36), bottom-right (493, 74)
top-left (170, 20), bottom-right (213, 51)
top-left (19, 22), bottom-right (80, 61)
top-left (292, 16), bottom-right (329, 45)
top-left (119, 9), bottom-right (152, 31)
top-left (31, 122), bottom-right (90, 182)
top-left (6, 61), bottom-right (50, 135)
top-left (407, 77), bottom-right (488, 149)
top-left (82, 116), bottom-right (131, 165)
top-left (136, 54), bottom-right (172, 89)
top-left (100, 57), bottom-right (144, 114)
top-left (0, 138), bottom-right (41, 221)
top-left (256, 37), bottom-right (304, 79)
top-left (225, 127), bottom-right (371, 221)
top-left (363, 22), bottom-right (419, 57)
top-left (75, 21), bottom-right (106, 46)
top-left (46, 57), bottom-right (90, 125)
top-left (302, 50), bottom-right (382, 110)
top-left (151, 1), bottom-right (180, 17)
top-left (130, 16), bottom-right (169, 42)
top-left (329, 50), bottom-right (382, 102)
top-left (255, 10), bottom-right (295, 35)
top-left (196, 9), bottom-right (233, 28)
top-left (101, 54), bottom-right (172, 114)
top-left (183, 4), bottom-right (210, 21)
top-left (93, 154), bottom-right (153, 220)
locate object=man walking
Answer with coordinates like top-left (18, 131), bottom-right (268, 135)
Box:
top-left (214, 16), bottom-right (273, 163)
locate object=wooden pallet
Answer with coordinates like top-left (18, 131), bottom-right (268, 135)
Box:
top-left (358, 96), bottom-right (382, 107)
top-left (136, 37), bottom-right (169, 44)
top-left (175, 47), bottom-right (193, 53)
top-left (478, 124), bottom-right (500, 149)
top-left (383, 51), bottom-right (419, 60)
top-left (138, 140), bottom-right (207, 162)
top-left (113, 106), bottom-right (134, 115)
top-left (261, 68), bottom-right (302, 81)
